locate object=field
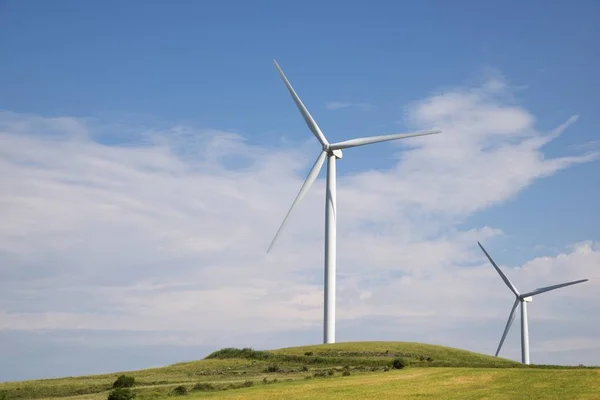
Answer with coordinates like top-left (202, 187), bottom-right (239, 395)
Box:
top-left (1, 342), bottom-right (598, 400)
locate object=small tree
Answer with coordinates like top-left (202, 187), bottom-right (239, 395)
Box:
top-left (107, 388), bottom-right (135, 400)
top-left (113, 375), bottom-right (135, 388)
top-left (172, 386), bottom-right (188, 395)
top-left (392, 357), bottom-right (407, 369)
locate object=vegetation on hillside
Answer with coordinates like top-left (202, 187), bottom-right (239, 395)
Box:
top-left (0, 342), bottom-right (596, 400)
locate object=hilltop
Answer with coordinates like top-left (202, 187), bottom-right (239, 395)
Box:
top-left (0, 341), bottom-right (598, 400)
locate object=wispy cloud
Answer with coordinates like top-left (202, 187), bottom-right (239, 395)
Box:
top-left (0, 75), bottom-right (598, 378)
top-left (569, 139), bottom-right (600, 151)
top-left (325, 101), bottom-right (375, 111)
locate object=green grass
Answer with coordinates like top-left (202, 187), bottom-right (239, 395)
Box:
top-left (0, 341), bottom-right (597, 400)
top-left (184, 368), bottom-right (600, 400)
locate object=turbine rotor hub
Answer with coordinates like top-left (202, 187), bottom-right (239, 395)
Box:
top-left (323, 145), bottom-right (343, 159)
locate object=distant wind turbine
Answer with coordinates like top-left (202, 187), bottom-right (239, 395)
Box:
top-left (267, 59), bottom-right (442, 344)
top-left (477, 241), bottom-right (588, 364)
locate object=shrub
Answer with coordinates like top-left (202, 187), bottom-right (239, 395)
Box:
top-left (205, 347), bottom-right (270, 360)
top-left (172, 386), bottom-right (188, 396)
top-left (228, 380), bottom-right (254, 389)
top-left (301, 365), bottom-right (309, 372)
top-left (342, 370), bottom-right (351, 376)
top-left (313, 371), bottom-right (327, 378)
top-left (304, 351), bottom-right (313, 356)
top-left (113, 375), bottom-right (135, 388)
top-left (327, 369), bottom-right (335, 376)
top-left (426, 357), bottom-right (433, 362)
top-left (264, 364), bottom-right (281, 373)
top-left (107, 388), bottom-right (136, 400)
top-left (192, 383), bottom-right (215, 391)
top-left (392, 357), bottom-right (407, 369)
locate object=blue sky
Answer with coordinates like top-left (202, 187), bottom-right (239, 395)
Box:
top-left (1, 0), bottom-right (599, 381)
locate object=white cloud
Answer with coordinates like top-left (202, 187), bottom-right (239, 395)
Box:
top-left (570, 139), bottom-right (600, 151)
top-left (0, 75), bottom-right (598, 373)
top-left (325, 101), bottom-right (375, 111)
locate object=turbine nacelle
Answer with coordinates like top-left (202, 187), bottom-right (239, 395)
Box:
top-left (330, 148), bottom-right (343, 159)
top-left (520, 296), bottom-right (532, 302)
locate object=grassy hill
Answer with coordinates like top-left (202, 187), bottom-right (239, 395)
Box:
top-left (0, 341), bottom-right (598, 400)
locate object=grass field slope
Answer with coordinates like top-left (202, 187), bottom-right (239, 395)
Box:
top-left (1, 341), bottom-right (598, 400)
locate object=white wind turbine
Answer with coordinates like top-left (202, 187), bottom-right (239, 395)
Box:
top-left (267, 59), bottom-right (441, 344)
top-left (477, 241), bottom-right (588, 364)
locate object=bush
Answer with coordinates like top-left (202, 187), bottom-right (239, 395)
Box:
top-left (301, 365), bottom-right (309, 372)
top-left (392, 357), bottom-right (407, 369)
top-left (172, 386), bottom-right (188, 396)
top-left (192, 383), bottom-right (215, 391)
top-left (113, 375), bottom-right (135, 388)
top-left (107, 388), bottom-right (135, 400)
top-left (327, 369), bottom-right (335, 376)
top-left (205, 347), bottom-right (271, 360)
top-left (342, 370), bottom-right (351, 376)
top-left (304, 351), bottom-right (313, 356)
top-left (264, 364), bottom-right (281, 373)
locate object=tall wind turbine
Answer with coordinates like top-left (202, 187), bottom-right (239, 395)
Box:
top-left (477, 241), bottom-right (588, 364)
top-left (267, 59), bottom-right (441, 344)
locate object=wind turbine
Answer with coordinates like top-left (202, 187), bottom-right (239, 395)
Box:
top-left (267, 59), bottom-right (441, 344)
top-left (477, 241), bottom-right (588, 364)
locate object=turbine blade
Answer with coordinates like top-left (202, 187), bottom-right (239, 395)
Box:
top-left (267, 150), bottom-right (327, 253)
top-left (521, 279), bottom-right (589, 298)
top-left (273, 60), bottom-right (329, 147)
top-left (329, 129), bottom-right (441, 150)
top-left (496, 298), bottom-right (520, 356)
top-left (478, 241), bottom-right (520, 296)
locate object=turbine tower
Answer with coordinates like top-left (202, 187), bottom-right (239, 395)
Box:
top-left (267, 59), bottom-right (441, 344)
top-left (477, 241), bottom-right (588, 364)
